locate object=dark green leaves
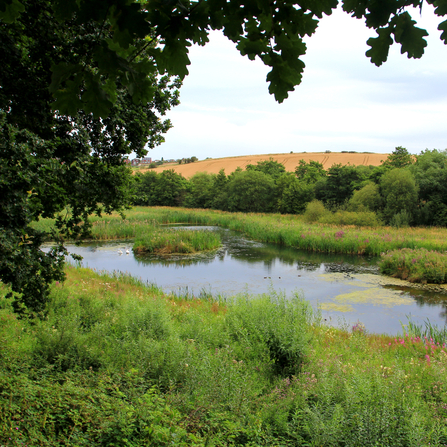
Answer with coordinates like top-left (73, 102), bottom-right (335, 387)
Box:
top-left (366, 27), bottom-right (393, 66)
top-left (394, 12), bottom-right (428, 58)
top-left (366, 12), bottom-right (428, 66)
top-left (266, 58), bottom-right (305, 103)
top-left (0, 0), bottom-right (24, 22)
top-left (158, 37), bottom-right (191, 79)
top-left (1, 0), bottom-right (181, 313)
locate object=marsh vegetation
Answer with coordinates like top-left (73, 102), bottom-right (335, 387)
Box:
top-left (1, 265), bottom-right (447, 445)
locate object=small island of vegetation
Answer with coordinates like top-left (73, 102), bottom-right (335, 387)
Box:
top-left (132, 227), bottom-right (221, 255)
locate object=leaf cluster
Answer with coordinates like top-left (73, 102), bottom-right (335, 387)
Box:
top-left (3, 0), bottom-right (444, 114)
top-left (0, 0), bottom-right (180, 313)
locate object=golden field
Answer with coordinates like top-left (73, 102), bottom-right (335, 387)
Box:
top-left (140, 151), bottom-right (389, 178)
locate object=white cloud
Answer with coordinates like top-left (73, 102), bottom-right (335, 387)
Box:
top-left (148, 6), bottom-right (447, 161)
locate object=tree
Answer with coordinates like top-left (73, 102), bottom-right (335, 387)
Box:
top-left (0, 1), bottom-right (180, 313)
top-left (183, 172), bottom-right (216, 209)
top-left (152, 170), bottom-right (188, 207)
top-left (226, 170), bottom-right (276, 213)
top-left (315, 164), bottom-right (360, 208)
top-left (276, 174), bottom-right (315, 214)
top-left (246, 158), bottom-right (286, 180)
top-left (347, 183), bottom-right (382, 212)
top-left (2, 0), bottom-right (444, 114)
top-left (133, 171), bottom-right (159, 206)
top-left (380, 168), bottom-right (418, 224)
top-left (410, 149), bottom-right (447, 226)
top-left (211, 169), bottom-right (229, 210)
top-left (295, 160), bottom-right (326, 184)
top-left (382, 146), bottom-right (414, 169)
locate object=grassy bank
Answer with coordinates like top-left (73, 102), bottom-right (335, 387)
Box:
top-left (35, 207), bottom-right (447, 255)
top-left (379, 248), bottom-right (447, 284)
top-left (1, 266), bottom-right (447, 446)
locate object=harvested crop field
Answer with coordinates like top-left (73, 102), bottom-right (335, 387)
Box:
top-left (140, 151), bottom-right (388, 178)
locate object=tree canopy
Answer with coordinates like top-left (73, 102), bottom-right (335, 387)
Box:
top-left (1, 0), bottom-right (446, 115)
top-left (0, 0), bottom-right (180, 313)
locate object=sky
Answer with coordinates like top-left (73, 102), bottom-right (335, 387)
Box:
top-left (148, 6), bottom-right (447, 161)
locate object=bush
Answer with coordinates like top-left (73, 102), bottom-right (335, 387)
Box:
top-left (225, 292), bottom-right (313, 377)
top-left (347, 183), bottom-right (382, 212)
top-left (318, 210), bottom-right (383, 227)
top-left (389, 210), bottom-right (411, 228)
top-left (303, 200), bottom-right (327, 223)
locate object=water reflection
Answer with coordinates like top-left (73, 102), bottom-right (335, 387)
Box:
top-left (46, 225), bottom-right (447, 335)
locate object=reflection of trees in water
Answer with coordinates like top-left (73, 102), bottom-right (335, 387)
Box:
top-left (134, 252), bottom-right (217, 267)
top-left (164, 225), bottom-right (380, 269)
top-left (384, 285), bottom-right (447, 325)
top-left (132, 227), bottom-right (380, 272)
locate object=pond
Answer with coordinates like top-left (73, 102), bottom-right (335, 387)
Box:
top-left (54, 225), bottom-right (447, 335)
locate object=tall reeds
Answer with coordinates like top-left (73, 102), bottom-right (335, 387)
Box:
top-left (133, 227), bottom-right (221, 254)
top-left (33, 206), bottom-right (447, 269)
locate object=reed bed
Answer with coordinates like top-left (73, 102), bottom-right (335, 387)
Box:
top-left (33, 207), bottom-right (447, 281)
top-left (133, 227), bottom-right (221, 254)
top-left (82, 207), bottom-right (447, 256)
top-left (379, 248), bottom-right (447, 283)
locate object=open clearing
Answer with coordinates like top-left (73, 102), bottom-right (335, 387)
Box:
top-left (139, 151), bottom-right (389, 178)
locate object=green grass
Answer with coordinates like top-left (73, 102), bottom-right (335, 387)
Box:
top-left (379, 248), bottom-right (447, 283)
top-left (33, 207), bottom-right (447, 257)
top-left (1, 266), bottom-right (447, 446)
top-left (133, 227), bottom-right (221, 254)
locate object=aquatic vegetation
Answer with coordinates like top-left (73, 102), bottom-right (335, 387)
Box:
top-left (133, 227), bottom-right (221, 254)
top-left (379, 247), bottom-right (447, 283)
top-left (68, 207), bottom-right (447, 254)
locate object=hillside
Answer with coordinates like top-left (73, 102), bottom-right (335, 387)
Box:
top-left (139, 151), bottom-right (389, 178)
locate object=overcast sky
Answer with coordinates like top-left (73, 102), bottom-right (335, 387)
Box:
top-left (148, 6), bottom-right (447, 161)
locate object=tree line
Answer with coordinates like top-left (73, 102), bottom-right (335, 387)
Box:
top-left (133, 147), bottom-right (447, 228)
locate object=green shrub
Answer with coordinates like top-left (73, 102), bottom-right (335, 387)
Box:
top-left (389, 210), bottom-right (411, 228)
top-left (318, 210), bottom-right (383, 227)
top-left (303, 200), bottom-right (328, 223)
top-left (225, 292), bottom-right (313, 377)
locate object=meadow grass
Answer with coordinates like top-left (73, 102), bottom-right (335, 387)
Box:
top-left (133, 227), bottom-right (221, 254)
top-left (33, 207), bottom-right (447, 257)
top-left (1, 265), bottom-right (447, 446)
top-left (379, 247), bottom-right (447, 283)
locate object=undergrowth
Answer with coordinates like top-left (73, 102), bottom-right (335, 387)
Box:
top-left (379, 247), bottom-right (447, 283)
top-left (1, 266), bottom-right (447, 446)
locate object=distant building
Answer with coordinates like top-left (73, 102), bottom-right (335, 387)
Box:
top-left (131, 159), bottom-right (140, 166)
top-left (139, 157), bottom-right (152, 165)
top-left (123, 159), bottom-right (131, 165)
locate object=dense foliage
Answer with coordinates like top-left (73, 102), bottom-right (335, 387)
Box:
top-left (1, 266), bottom-right (447, 446)
top-left (133, 148), bottom-right (447, 228)
top-left (0, 0), bottom-right (180, 313)
top-left (2, 0), bottom-right (446, 112)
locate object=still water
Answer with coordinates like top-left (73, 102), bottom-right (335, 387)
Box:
top-left (58, 226), bottom-right (447, 335)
